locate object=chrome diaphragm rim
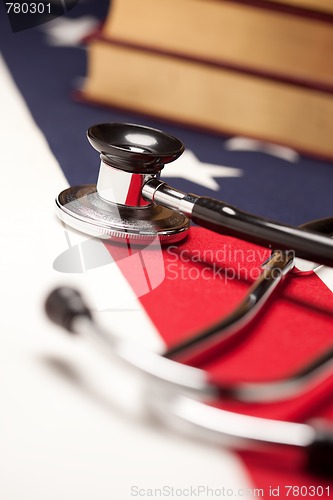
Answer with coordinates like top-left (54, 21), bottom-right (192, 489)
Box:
top-left (56, 185), bottom-right (190, 244)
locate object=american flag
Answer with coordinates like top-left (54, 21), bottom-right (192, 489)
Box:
top-left (1, 1), bottom-right (333, 498)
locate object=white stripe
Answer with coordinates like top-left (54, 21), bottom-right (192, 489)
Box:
top-left (0, 51), bottom-right (165, 351)
top-left (224, 136), bottom-right (299, 163)
top-left (316, 266), bottom-right (333, 293)
top-left (0, 54), bottom-right (253, 499)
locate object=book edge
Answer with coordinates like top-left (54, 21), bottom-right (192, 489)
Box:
top-left (91, 35), bottom-right (333, 95)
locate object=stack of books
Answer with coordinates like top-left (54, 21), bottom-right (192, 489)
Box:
top-left (80, 0), bottom-right (333, 159)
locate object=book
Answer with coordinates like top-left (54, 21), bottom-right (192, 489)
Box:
top-left (80, 39), bottom-right (333, 160)
top-left (266, 0), bottom-right (333, 15)
top-left (100, 0), bottom-right (333, 91)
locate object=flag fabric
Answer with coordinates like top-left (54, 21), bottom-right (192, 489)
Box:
top-left (1, 1), bottom-right (333, 498)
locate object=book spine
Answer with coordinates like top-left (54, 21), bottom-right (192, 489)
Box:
top-left (221, 0), bottom-right (333, 22)
top-left (78, 40), bottom-right (333, 161)
top-left (95, 35), bottom-right (333, 95)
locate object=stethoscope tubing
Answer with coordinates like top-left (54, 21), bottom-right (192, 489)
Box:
top-left (143, 179), bottom-right (333, 267)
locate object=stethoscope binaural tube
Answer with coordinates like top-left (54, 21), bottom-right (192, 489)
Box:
top-left (164, 249), bottom-right (294, 364)
top-left (164, 216), bottom-right (333, 364)
top-left (45, 286), bottom-right (333, 477)
top-left (56, 123), bottom-right (333, 267)
top-left (45, 272), bottom-right (333, 406)
top-left (147, 386), bottom-right (333, 477)
top-left (46, 216), bottom-right (333, 406)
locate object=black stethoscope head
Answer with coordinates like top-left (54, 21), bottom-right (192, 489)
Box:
top-left (87, 123), bottom-right (185, 173)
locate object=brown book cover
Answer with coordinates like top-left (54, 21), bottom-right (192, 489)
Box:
top-left (79, 38), bottom-right (333, 160)
top-left (265, 0), bottom-right (333, 15)
top-left (101, 0), bottom-right (333, 91)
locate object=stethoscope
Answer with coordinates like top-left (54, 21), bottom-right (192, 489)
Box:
top-left (46, 123), bottom-right (333, 477)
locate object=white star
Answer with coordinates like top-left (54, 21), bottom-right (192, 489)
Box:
top-left (161, 150), bottom-right (242, 191)
top-left (40, 16), bottom-right (100, 47)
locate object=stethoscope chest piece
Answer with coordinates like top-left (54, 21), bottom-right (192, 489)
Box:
top-left (56, 123), bottom-right (190, 243)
